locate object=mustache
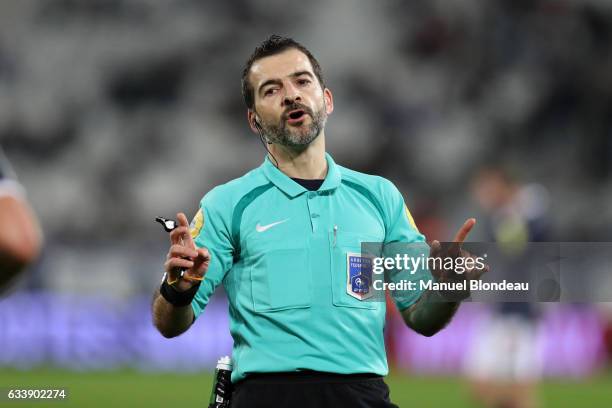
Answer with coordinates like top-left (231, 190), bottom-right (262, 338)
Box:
top-left (282, 102), bottom-right (313, 119)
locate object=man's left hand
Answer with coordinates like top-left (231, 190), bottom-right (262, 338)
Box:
top-left (429, 218), bottom-right (489, 301)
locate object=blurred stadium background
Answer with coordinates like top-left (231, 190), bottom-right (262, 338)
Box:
top-left (1, 0), bottom-right (612, 406)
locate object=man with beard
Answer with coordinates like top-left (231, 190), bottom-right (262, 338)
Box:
top-left (152, 35), bottom-right (487, 407)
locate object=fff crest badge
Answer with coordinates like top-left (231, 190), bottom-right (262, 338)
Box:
top-left (346, 252), bottom-right (374, 300)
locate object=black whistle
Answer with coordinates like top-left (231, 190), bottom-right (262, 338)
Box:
top-left (155, 217), bottom-right (178, 232)
top-left (156, 216), bottom-right (187, 279)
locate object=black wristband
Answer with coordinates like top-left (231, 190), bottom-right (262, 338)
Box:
top-left (159, 279), bottom-right (201, 307)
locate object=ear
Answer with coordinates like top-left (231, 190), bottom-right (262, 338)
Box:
top-left (323, 88), bottom-right (334, 115)
top-left (247, 110), bottom-right (259, 134)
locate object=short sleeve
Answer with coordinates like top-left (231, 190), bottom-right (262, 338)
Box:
top-left (190, 191), bottom-right (235, 320)
top-left (382, 181), bottom-right (433, 311)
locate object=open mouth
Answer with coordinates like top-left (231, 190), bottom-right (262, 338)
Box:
top-left (286, 109), bottom-right (306, 122)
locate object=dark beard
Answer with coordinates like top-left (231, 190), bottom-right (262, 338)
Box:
top-left (261, 102), bottom-right (327, 148)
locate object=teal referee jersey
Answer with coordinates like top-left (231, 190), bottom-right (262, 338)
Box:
top-left (190, 153), bottom-right (431, 382)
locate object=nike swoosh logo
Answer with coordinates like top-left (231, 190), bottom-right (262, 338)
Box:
top-left (256, 219), bottom-right (289, 233)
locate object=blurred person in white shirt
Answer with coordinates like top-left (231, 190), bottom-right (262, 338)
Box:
top-left (466, 165), bottom-right (551, 408)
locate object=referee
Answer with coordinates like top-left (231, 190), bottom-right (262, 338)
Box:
top-left (152, 35), bottom-right (487, 408)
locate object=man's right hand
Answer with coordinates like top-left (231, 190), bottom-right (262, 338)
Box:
top-left (164, 212), bottom-right (211, 292)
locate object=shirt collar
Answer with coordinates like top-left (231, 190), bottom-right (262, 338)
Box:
top-left (261, 152), bottom-right (342, 198)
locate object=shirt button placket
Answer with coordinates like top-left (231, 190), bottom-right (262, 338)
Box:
top-left (307, 192), bottom-right (319, 233)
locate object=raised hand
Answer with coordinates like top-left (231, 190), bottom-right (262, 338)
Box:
top-left (429, 218), bottom-right (489, 301)
top-left (164, 212), bottom-right (211, 292)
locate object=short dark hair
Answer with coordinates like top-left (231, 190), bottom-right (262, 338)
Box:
top-left (241, 35), bottom-right (325, 110)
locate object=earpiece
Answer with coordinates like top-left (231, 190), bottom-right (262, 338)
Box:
top-left (253, 115), bottom-right (263, 132)
top-left (253, 115), bottom-right (269, 143)
top-left (252, 113), bottom-right (280, 168)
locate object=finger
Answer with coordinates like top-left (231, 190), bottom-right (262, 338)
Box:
top-left (452, 218), bottom-right (476, 243)
top-left (459, 249), bottom-right (475, 263)
top-left (429, 240), bottom-right (442, 257)
top-left (169, 226), bottom-right (190, 245)
top-left (168, 244), bottom-right (198, 260)
top-left (177, 212), bottom-right (196, 249)
top-left (186, 248), bottom-right (211, 281)
top-left (177, 212), bottom-right (189, 228)
top-left (457, 249), bottom-right (481, 275)
top-left (448, 218), bottom-right (476, 257)
top-left (164, 257), bottom-right (194, 272)
top-left (478, 264), bottom-right (490, 277)
top-left (166, 270), bottom-right (181, 285)
top-left (428, 240), bottom-right (443, 279)
top-left (197, 247), bottom-right (210, 261)
top-left (469, 264), bottom-right (490, 281)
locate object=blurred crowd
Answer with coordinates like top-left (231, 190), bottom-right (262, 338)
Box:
top-left (1, 0), bottom-right (612, 244)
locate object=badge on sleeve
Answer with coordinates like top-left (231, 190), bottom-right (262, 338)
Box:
top-left (405, 204), bottom-right (420, 233)
top-left (346, 252), bottom-right (374, 300)
top-left (190, 208), bottom-right (204, 240)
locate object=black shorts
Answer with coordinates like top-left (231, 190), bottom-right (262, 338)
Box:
top-left (230, 371), bottom-right (399, 408)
